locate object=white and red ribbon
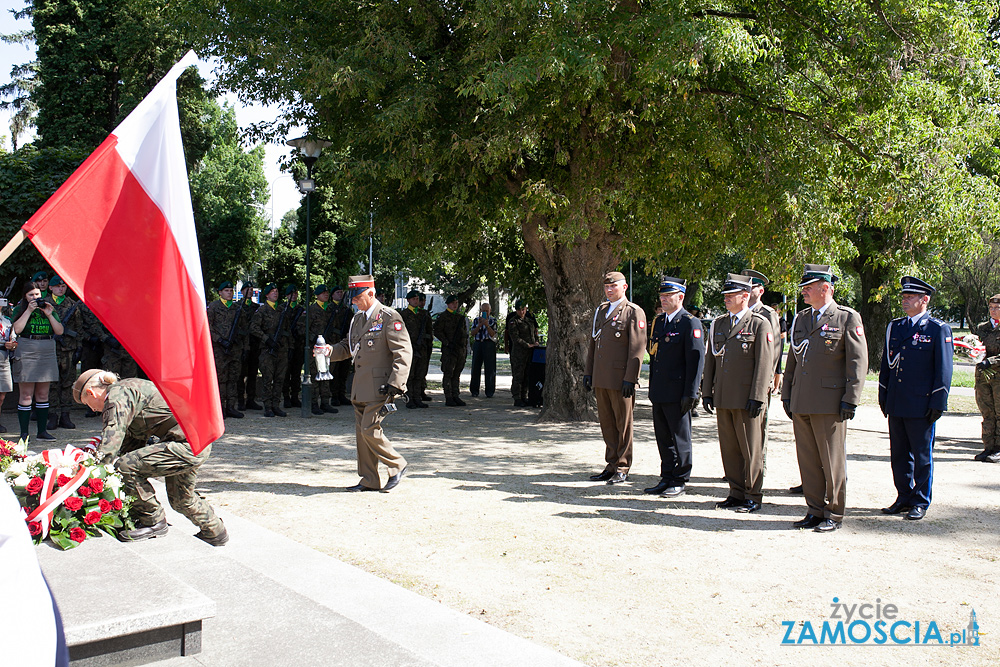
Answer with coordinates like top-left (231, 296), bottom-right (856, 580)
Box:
top-left (26, 445), bottom-right (93, 539)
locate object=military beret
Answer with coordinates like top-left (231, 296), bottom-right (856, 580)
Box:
top-left (900, 276), bottom-right (935, 296)
top-left (445, 294), bottom-right (458, 305)
top-left (799, 264), bottom-right (838, 287)
top-left (262, 283), bottom-right (278, 298)
top-left (604, 271), bottom-right (626, 284)
top-left (217, 281), bottom-right (233, 291)
top-left (406, 289), bottom-right (423, 299)
top-left (284, 284), bottom-right (298, 296)
top-left (331, 285), bottom-right (343, 292)
top-left (514, 299), bottom-right (527, 309)
top-left (659, 277), bottom-right (686, 294)
top-left (314, 284), bottom-right (329, 296)
top-left (48, 275), bottom-right (65, 287)
top-left (721, 273), bottom-right (753, 294)
top-left (741, 269), bottom-right (769, 286)
top-left (31, 271), bottom-right (48, 282)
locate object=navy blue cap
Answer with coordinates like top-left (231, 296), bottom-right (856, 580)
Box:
top-left (900, 276), bottom-right (935, 295)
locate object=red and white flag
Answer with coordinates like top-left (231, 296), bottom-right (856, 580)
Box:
top-left (21, 51), bottom-right (222, 454)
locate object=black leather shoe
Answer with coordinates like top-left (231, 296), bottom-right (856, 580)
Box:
top-left (346, 483), bottom-right (379, 492)
top-left (974, 449), bottom-right (990, 461)
top-left (793, 514), bottom-right (823, 529)
top-left (606, 472), bottom-right (629, 485)
top-left (454, 398), bottom-right (467, 407)
top-left (660, 485), bottom-right (685, 498)
top-left (789, 484), bottom-right (804, 494)
top-left (644, 480), bottom-right (670, 495)
top-left (118, 518), bottom-right (169, 542)
top-left (415, 400), bottom-right (428, 409)
top-left (881, 500), bottom-right (912, 515)
top-left (735, 499), bottom-right (761, 513)
top-left (383, 466), bottom-right (408, 491)
top-left (195, 527), bottom-right (229, 546)
top-left (273, 407), bottom-right (288, 417)
top-left (513, 399), bottom-right (527, 407)
top-left (36, 431), bottom-right (56, 440)
top-left (589, 470), bottom-right (615, 482)
top-left (716, 496), bottom-right (743, 509)
top-left (906, 506), bottom-right (927, 520)
top-left (445, 398), bottom-right (458, 406)
top-left (814, 519), bottom-right (842, 533)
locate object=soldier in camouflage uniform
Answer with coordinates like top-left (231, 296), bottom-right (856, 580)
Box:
top-left (73, 369), bottom-right (228, 545)
top-left (207, 281), bottom-right (243, 419)
top-left (974, 294), bottom-right (1000, 463)
top-left (46, 275), bottom-right (84, 430)
top-left (328, 286), bottom-right (354, 405)
top-left (434, 295), bottom-right (469, 406)
top-left (306, 284), bottom-right (338, 415)
top-left (250, 284), bottom-right (290, 417)
top-left (401, 290), bottom-right (431, 409)
top-left (506, 299), bottom-right (538, 407)
top-left (77, 302), bottom-right (105, 418)
top-left (283, 285), bottom-right (306, 409)
top-left (237, 282), bottom-right (262, 410)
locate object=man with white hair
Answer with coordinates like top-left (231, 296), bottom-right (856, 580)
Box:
top-left (323, 275), bottom-right (413, 492)
top-left (584, 271), bottom-right (647, 485)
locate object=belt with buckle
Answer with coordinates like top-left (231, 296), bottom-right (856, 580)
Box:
top-left (27, 335), bottom-right (53, 340)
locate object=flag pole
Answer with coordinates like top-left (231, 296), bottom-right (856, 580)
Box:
top-left (0, 229), bottom-right (28, 269)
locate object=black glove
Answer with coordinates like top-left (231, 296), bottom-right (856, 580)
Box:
top-left (746, 399), bottom-right (763, 418)
top-left (583, 375), bottom-right (592, 392)
top-left (702, 396), bottom-right (715, 414)
top-left (782, 399), bottom-right (792, 420)
top-left (622, 381), bottom-right (635, 398)
top-left (679, 396), bottom-right (698, 415)
top-left (926, 408), bottom-right (944, 424)
top-left (840, 401), bottom-right (856, 420)
top-left (977, 358), bottom-right (993, 370)
top-left (379, 383), bottom-right (403, 397)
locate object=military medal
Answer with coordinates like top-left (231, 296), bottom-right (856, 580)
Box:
top-left (368, 340), bottom-right (374, 347)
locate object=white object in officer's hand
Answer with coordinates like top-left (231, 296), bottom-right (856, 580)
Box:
top-left (313, 336), bottom-right (334, 380)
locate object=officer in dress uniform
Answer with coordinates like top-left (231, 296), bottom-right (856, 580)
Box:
top-left (782, 264), bottom-right (867, 533)
top-left (878, 277), bottom-right (953, 520)
top-left (645, 278), bottom-right (704, 497)
top-left (321, 275), bottom-right (412, 492)
top-left (973, 294), bottom-right (1000, 463)
top-left (401, 290), bottom-right (431, 409)
top-left (584, 271), bottom-right (647, 484)
top-left (46, 275), bottom-right (83, 430)
top-left (701, 274), bottom-right (775, 512)
top-left (207, 281), bottom-right (243, 419)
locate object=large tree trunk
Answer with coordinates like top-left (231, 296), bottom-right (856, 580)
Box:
top-left (520, 213), bottom-right (621, 421)
top-left (848, 231), bottom-right (894, 372)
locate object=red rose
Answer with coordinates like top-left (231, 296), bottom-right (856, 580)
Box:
top-left (111, 498), bottom-right (123, 511)
top-left (98, 499), bottom-right (111, 513)
top-left (27, 521), bottom-right (42, 536)
top-left (56, 474), bottom-right (71, 487)
top-left (26, 477), bottom-right (44, 495)
top-left (78, 486), bottom-right (92, 498)
top-left (63, 496), bottom-right (83, 512)
top-left (69, 527), bottom-right (86, 543)
top-left (89, 478), bottom-right (105, 493)
top-left (84, 511), bottom-right (102, 525)
top-left (0, 444), bottom-right (9, 457)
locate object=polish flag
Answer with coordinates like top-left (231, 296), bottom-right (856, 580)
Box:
top-left (21, 51), bottom-right (222, 454)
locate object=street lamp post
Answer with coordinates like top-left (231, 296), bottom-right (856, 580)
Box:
top-left (286, 134), bottom-right (332, 418)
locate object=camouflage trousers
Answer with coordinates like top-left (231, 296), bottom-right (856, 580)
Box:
top-left (213, 345), bottom-right (241, 407)
top-left (440, 350), bottom-right (467, 400)
top-left (103, 346), bottom-right (138, 378)
top-left (116, 439), bottom-right (225, 538)
top-left (510, 349), bottom-right (531, 401)
top-left (51, 347), bottom-right (78, 412)
top-left (309, 354), bottom-right (332, 403)
top-left (258, 345), bottom-right (289, 409)
top-left (975, 370), bottom-right (1000, 452)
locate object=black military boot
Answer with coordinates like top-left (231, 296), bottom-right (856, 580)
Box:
top-left (273, 406), bottom-right (288, 417)
top-left (59, 412), bottom-right (76, 429)
top-left (320, 402), bottom-right (338, 413)
top-left (312, 403), bottom-right (324, 415)
top-left (46, 413), bottom-right (59, 431)
top-left (245, 400), bottom-right (263, 410)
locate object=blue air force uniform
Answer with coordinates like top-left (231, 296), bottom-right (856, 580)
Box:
top-left (878, 277), bottom-right (953, 514)
top-left (646, 279), bottom-right (705, 490)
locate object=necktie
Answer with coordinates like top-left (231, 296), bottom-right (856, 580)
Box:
top-left (813, 309), bottom-right (820, 327)
top-left (731, 314), bottom-right (738, 328)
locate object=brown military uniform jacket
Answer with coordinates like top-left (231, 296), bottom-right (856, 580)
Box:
top-left (702, 310), bottom-right (775, 409)
top-left (782, 302), bottom-right (867, 414)
top-left (329, 303), bottom-right (412, 403)
top-left (586, 299), bottom-right (647, 390)
top-left (207, 298), bottom-right (240, 348)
